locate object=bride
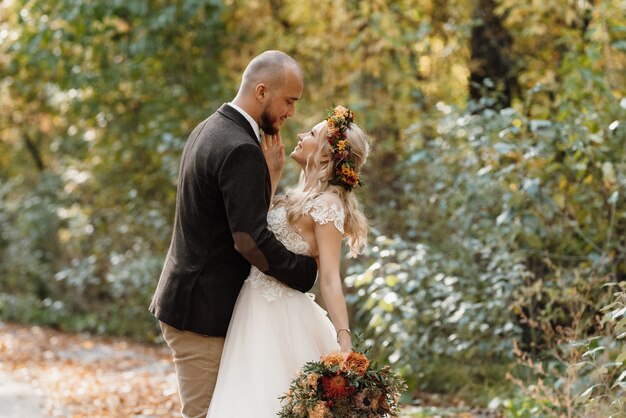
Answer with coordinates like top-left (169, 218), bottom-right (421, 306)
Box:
top-left (206, 106), bottom-right (371, 417)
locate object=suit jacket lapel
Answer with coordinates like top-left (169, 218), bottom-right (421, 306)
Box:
top-left (217, 103), bottom-right (261, 148)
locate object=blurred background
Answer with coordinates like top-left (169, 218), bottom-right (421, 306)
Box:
top-left (1, 0), bottom-right (626, 416)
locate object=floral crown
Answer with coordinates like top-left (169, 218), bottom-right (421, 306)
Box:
top-left (325, 105), bottom-right (361, 191)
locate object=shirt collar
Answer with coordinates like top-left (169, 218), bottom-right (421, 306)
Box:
top-left (228, 102), bottom-right (261, 142)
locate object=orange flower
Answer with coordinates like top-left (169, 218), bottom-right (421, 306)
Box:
top-left (321, 352), bottom-right (345, 368)
top-left (339, 165), bottom-right (359, 186)
top-left (283, 388), bottom-right (293, 404)
top-left (335, 105), bottom-right (349, 116)
top-left (307, 401), bottom-right (329, 418)
top-left (342, 352), bottom-right (369, 375)
top-left (321, 374), bottom-right (351, 398)
top-left (325, 105), bottom-right (359, 191)
top-left (292, 403), bottom-right (306, 416)
top-left (378, 395), bottom-right (391, 412)
top-left (369, 394), bottom-right (380, 410)
top-left (305, 372), bottom-right (320, 389)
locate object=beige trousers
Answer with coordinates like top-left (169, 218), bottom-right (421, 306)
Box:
top-left (160, 321), bottom-right (225, 418)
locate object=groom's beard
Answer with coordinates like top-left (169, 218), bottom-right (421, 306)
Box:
top-left (259, 105), bottom-right (279, 135)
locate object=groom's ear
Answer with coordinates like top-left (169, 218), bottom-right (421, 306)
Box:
top-left (255, 83), bottom-right (267, 102)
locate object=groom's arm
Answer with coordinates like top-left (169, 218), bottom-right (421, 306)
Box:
top-left (218, 143), bottom-right (317, 292)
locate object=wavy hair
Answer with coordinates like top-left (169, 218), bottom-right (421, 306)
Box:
top-left (274, 122), bottom-right (371, 256)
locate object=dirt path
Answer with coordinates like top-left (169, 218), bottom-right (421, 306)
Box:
top-left (0, 322), bottom-right (179, 417)
top-left (0, 370), bottom-right (46, 417)
top-left (0, 322), bottom-right (499, 418)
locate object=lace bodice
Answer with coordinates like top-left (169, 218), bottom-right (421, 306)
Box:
top-left (267, 206), bottom-right (312, 256)
top-left (246, 197), bottom-right (345, 302)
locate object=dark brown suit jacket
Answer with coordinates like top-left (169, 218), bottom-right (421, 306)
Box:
top-left (149, 104), bottom-right (317, 336)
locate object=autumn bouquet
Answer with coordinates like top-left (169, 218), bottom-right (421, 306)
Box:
top-left (278, 351), bottom-right (406, 418)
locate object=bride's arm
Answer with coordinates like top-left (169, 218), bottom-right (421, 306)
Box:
top-left (314, 215), bottom-right (352, 354)
top-left (261, 133), bottom-right (285, 205)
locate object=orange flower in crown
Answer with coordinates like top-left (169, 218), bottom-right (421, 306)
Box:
top-left (325, 105), bottom-right (361, 191)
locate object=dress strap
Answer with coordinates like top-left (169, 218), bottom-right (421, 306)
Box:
top-left (304, 197), bottom-right (345, 234)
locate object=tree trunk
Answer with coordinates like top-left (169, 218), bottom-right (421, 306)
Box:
top-left (469, 0), bottom-right (517, 109)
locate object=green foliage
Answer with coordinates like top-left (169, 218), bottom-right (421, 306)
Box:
top-left (0, 1), bottom-right (625, 411)
top-left (346, 235), bottom-right (520, 396)
top-left (0, 0), bottom-right (227, 340)
top-left (503, 282), bottom-right (625, 418)
top-left (347, 91), bottom-right (626, 402)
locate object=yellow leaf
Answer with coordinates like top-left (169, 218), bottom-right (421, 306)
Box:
top-left (553, 193), bottom-right (565, 209)
top-left (385, 274), bottom-right (399, 287)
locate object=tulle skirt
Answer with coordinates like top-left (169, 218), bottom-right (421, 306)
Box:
top-left (206, 277), bottom-right (339, 418)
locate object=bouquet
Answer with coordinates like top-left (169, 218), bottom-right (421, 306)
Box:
top-left (278, 351), bottom-right (407, 417)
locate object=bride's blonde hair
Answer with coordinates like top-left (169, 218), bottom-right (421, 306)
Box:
top-left (274, 122), bottom-right (371, 256)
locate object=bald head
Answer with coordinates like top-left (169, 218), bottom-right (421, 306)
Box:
top-left (240, 50), bottom-right (303, 92)
top-left (232, 50), bottom-right (304, 135)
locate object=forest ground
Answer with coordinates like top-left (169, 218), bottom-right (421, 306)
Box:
top-left (0, 322), bottom-right (498, 417)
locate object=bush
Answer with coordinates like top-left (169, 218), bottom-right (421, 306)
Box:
top-left (347, 96), bottom-right (626, 403)
top-left (0, 171), bottom-right (165, 341)
top-left (504, 282), bottom-right (625, 418)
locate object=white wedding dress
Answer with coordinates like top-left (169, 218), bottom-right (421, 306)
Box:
top-left (206, 197), bottom-right (343, 418)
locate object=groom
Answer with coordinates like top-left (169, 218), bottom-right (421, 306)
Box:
top-left (149, 51), bottom-right (317, 418)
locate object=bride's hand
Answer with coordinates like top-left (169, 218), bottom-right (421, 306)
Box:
top-left (261, 133), bottom-right (285, 180)
top-left (340, 348), bottom-right (352, 358)
top-left (337, 331), bottom-right (352, 355)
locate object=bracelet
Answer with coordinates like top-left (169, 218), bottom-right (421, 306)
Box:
top-left (336, 328), bottom-right (351, 342)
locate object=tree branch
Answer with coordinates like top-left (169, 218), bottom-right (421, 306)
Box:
top-left (24, 133), bottom-right (45, 171)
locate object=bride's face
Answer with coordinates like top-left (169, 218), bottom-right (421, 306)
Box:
top-left (290, 121), bottom-right (326, 168)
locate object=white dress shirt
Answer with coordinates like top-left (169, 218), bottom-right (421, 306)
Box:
top-left (228, 102), bottom-right (261, 143)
